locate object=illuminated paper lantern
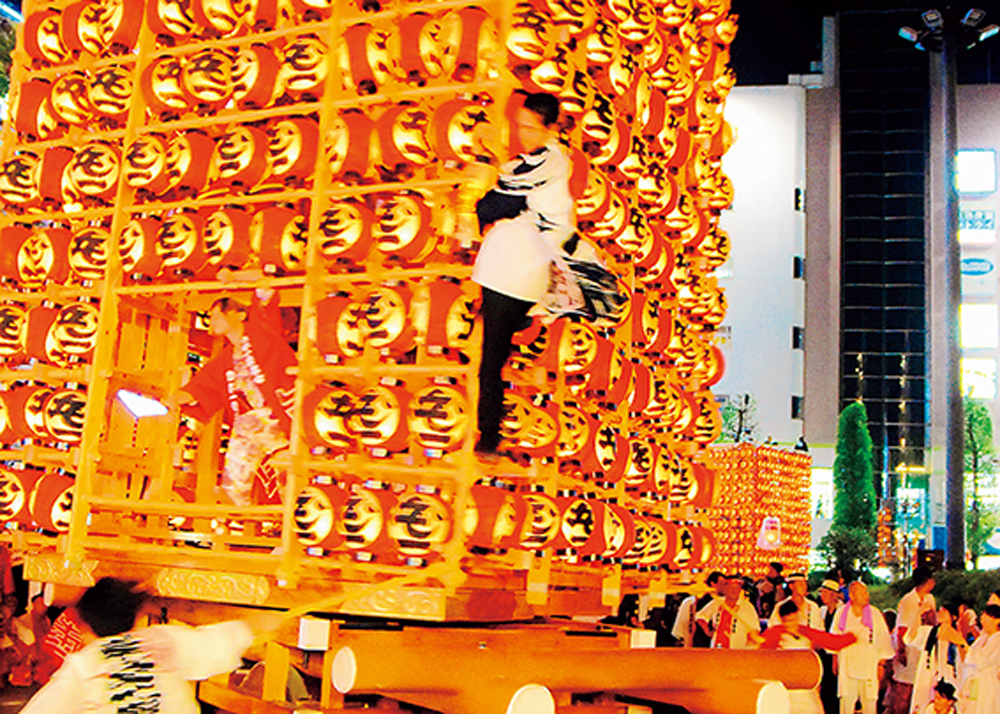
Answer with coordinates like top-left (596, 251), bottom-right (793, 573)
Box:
top-left (624, 438), bottom-right (659, 490)
top-left (59, 0), bottom-right (93, 54)
top-left (302, 384), bottom-right (356, 453)
top-left (209, 125), bottom-right (269, 190)
top-left (64, 142), bottom-right (120, 204)
top-left (49, 71), bottom-right (93, 126)
top-left (336, 483), bottom-right (395, 553)
top-left (359, 284), bottom-right (415, 356)
top-left (418, 277), bottom-right (477, 358)
top-left (89, 66), bottom-right (133, 120)
top-left (374, 103), bottom-right (433, 178)
top-left (24, 305), bottom-right (58, 361)
top-left (670, 523), bottom-right (696, 569)
top-left (16, 228), bottom-right (71, 288)
top-left (622, 515), bottom-right (650, 566)
top-left (0, 304), bottom-right (26, 360)
top-left (327, 109), bottom-right (375, 183)
top-left (388, 490), bottom-right (453, 558)
top-left (68, 225), bottom-right (109, 282)
top-left (315, 293), bottom-right (363, 360)
top-left (397, 11), bottom-right (434, 85)
top-left (146, 0), bottom-right (195, 39)
top-left (201, 207), bottom-right (252, 276)
top-left (340, 23), bottom-right (394, 95)
top-left (192, 0), bottom-right (243, 36)
top-left (452, 7), bottom-right (498, 82)
top-left (602, 501), bottom-right (635, 559)
top-left (507, 0), bottom-right (553, 66)
top-left (431, 99), bottom-right (492, 165)
top-left (141, 55), bottom-right (188, 115)
top-left (593, 423), bottom-right (628, 482)
top-left (0, 154), bottom-right (42, 207)
top-left (0, 468), bottom-right (38, 524)
top-left (12, 80), bottom-right (58, 140)
top-left (265, 117), bottom-right (318, 186)
top-left (278, 34), bottom-right (327, 100)
top-left (629, 361), bottom-right (653, 415)
top-left (317, 200), bottom-right (373, 266)
top-left (232, 44), bottom-right (280, 110)
top-left (29, 472), bottom-right (74, 532)
top-left (249, 206), bottom-right (308, 274)
top-left (41, 388), bottom-right (87, 444)
top-left (45, 302), bottom-right (100, 365)
top-left (182, 48), bottom-right (234, 110)
top-left (465, 483), bottom-right (526, 550)
top-left (372, 192), bottom-right (435, 262)
top-left (164, 131), bottom-right (214, 195)
top-left (156, 212), bottom-right (206, 277)
top-left (24, 9), bottom-right (68, 66)
top-left (346, 384), bottom-right (410, 453)
top-left (5, 385), bottom-right (55, 440)
top-left (294, 479), bottom-right (348, 550)
top-left (557, 404), bottom-right (602, 473)
top-left (119, 216), bottom-right (164, 277)
top-left (407, 383), bottom-right (468, 452)
top-left (499, 390), bottom-right (558, 457)
top-left (123, 134), bottom-right (170, 195)
top-left (100, 0), bottom-right (143, 50)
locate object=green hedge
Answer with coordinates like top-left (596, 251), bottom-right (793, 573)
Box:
top-left (849, 570), bottom-right (1000, 613)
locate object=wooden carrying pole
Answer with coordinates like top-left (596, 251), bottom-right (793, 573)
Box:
top-left (333, 644), bottom-right (817, 714)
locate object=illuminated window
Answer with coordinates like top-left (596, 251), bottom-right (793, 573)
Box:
top-left (957, 150), bottom-right (997, 194)
top-left (963, 358), bottom-right (998, 399)
top-left (960, 303), bottom-right (999, 348)
top-left (960, 208), bottom-right (996, 245)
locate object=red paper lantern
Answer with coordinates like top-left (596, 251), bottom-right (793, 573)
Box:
top-left (336, 483), bottom-right (395, 553)
top-left (317, 200), bottom-right (373, 266)
top-left (278, 34), bottom-right (327, 100)
top-left (119, 216), bottom-right (164, 277)
top-left (372, 192), bottom-right (435, 262)
top-left (232, 44), bottom-right (280, 110)
top-left (346, 384), bottom-right (410, 453)
top-left (156, 212), bottom-right (206, 277)
top-left (209, 125), bottom-right (269, 190)
top-left (388, 490), bottom-right (453, 558)
top-left (557, 403), bottom-right (602, 473)
top-left (0, 304), bottom-right (26, 360)
top-left (45, 302), bottom-right (100, 365)
top-left (407, 383), bottom-right (468, 452)
top-left (192, 0), bottom-right (244, 36)
top-left (68, 225), bottom-right (109, 282)
top-left (499, 389), bottom-right (559, 458)
top-left (359, 284), bottom-right (416, 357)
top-left (100, 0), bottom-right (143, 50)
top-left (0, 468), bottom-right (40, 524)
top-left (29, 472), bottom-right (74, 532)
top-left (41, 388), bottom-right (87, 444)
top-left (5, 386), bottom-right (54, 441)
top-left (90, 66), bottom-right (133, 121)
top-left (294, 478), bottom-right (349, 550)
top-left (16, 228), bottom-right (71, 288)
top-left (181, 48), bottom-right (234, 110)
top-left (11, 80), bottom-right (60, 140)
top-left (0, 154), bottom-right (42, 207)
top-left (249, 206), bottom-right (308, 274)
top-left (201, 207), bottom-right (253, 276)
top-left (431, 99), bottom-right (492, 165)
top-left (24, 10), bottom-right (68, 66)
top-left (315, 293), bottom-right (363, 360)
top-left (327, 109), bottom-right (375, 183)
top-left (146, 0), bottom-right (195, 39)
top-left (452, 7), bottom-right (494, 83)
top-left (49, 71), bottom-right (93, 126)
top-left (140, 55), bottom-right (188, 115)
top-left (302, 384), bottom-right (356, 453)
top-left (164, 131), bottom-right (214, 195)
top-left (265, 117), bottom-right (318, 186)
top-left (64, 142), bottom-right (120, 204)
top-left (602, 501), bottom-right (635, 559)
top-left (467, 483), bottom-right (527, 550)
top-left (123, 134), bottom-right (170, 195)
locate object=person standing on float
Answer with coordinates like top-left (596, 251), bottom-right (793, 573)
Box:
top-left (471, 92), bottom-right (575, 460)
top-left (171, 270), bottom-right (297, 506)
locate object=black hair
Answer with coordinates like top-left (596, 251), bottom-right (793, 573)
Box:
top-left (985, 604), bottom-right (1000, 621)
top-left (522, 93), bottom-right (561, 127)
top-left (939, 602), bottom-right (959, 622)
top-left (769, 562), bottom-right (784, 574)
top-left (935, 680), bottom-right (957, 701)
top-left (706, 571), bottom-right (724, 586)
top-left (778, 599), bottom-right (800, 619)
top-left (77, 578), bottom-right (148, 638)
top-left (911, 565), bottom-right (935, 588)
top-left (210, 296), bottom-right (249, 315)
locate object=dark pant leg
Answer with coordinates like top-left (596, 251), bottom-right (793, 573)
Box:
top-left (477, 287), bottom-right (533, 451)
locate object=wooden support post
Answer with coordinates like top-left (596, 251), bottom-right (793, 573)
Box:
top-left (261, 640), bottom-right (290, 704)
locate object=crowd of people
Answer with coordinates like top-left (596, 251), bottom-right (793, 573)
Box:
top-left (639, 563), bottom-right (1000, 714)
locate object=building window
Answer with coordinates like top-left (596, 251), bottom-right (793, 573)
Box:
top-left (792, 326), bottom-right (804, 349)
top-left (963, 357), bottom-right (998, 399)
top-left (793, 255), bottom-right (805, 279)
top-left (791, 395), bottom-right (804, 420)
top-left (956, 149), bottom-right (996, 194)
top-left (960, 303), bottom-right (999, 348)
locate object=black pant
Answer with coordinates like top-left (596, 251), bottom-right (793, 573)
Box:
top-left (477, 287), bottom-right (533, 452)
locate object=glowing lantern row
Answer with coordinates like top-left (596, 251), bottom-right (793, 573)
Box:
top-left (0, 302), bottom-right (99, 367)
top-left (303, 381), bottom-right (469, 455)
top-left (0, 385), bottom-right (88, 445)
top-left (292, 477), bottom-right (717, 568)
top-left (0, 468), bottom-right (74, 533)
top-left (315, 279), bottom-right (477, 362)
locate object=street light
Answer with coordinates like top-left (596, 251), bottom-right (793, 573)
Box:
top-left (898, 8), bottom-right (998, 570)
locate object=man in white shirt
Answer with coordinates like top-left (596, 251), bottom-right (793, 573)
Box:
top-left (672, 571), bottom-right (725, 647)
top-left (888, 565), bottom-right (937, 714)
top-left (696, 575), bottom-right (761, 649)
top-left (830, 581), bottom-right (894, 714)
top-left (769, 572), bottom-right (823, 629)
top-left (20, 577), bottom-right (283, 714)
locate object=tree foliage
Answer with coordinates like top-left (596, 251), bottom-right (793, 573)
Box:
top-left (832, 401), bottom-right (877, 531)
top-left (966, 396), bottom-right (997, 569)
top-left (0, 20), bottom-right (14, 99)
top-left (719, 393), bottom-right (758, 443)
top-left (820, 402), bottom-right (878, 580)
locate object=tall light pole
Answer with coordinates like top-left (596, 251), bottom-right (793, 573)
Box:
top-left (900, 9), bottom-right (999, 569)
